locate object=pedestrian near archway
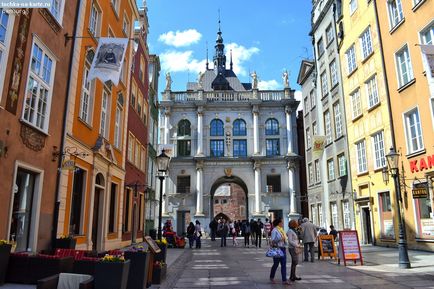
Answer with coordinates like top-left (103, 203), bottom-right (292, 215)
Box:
top-left (269, 218), bottom-right (290, 285)
top-left (287, 220), bottom-right (302, 282)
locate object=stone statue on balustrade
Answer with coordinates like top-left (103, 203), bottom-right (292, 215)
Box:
top-left (251, 71), bottom-right (258, 89)
top-left (282, 70), bottom-right (289, 88)
top-left (198, 71), bottom-right (205, 89)
top-left (165, 72), bottom-right (172, 91)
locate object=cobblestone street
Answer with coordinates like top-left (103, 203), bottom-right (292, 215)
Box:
top-left (154, 239), bottom-right (434, 289)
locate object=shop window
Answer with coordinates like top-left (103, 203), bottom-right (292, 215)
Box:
top-left (379, 191), bottom-right (395, 239)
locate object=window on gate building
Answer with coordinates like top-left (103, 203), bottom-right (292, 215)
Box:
top-left (210, 119), bottom-right (224, 157)
top-left (177, 176), bottom-right (190, 194)
top-left (266, 175), bottom-right (281, 193)
top-left (177, 119), bottom-right (191, 156)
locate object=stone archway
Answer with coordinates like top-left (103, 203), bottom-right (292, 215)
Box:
top-left (210, 176), bottom-right (249, 221)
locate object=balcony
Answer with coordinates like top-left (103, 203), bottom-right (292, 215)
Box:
top-left (166, 90), bottom-right (291, 103)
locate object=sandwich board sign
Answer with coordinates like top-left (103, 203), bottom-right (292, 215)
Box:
top-left (338, 230), bottom-right (363, 266)
top-left (319, 235), bottom-right (337, 260)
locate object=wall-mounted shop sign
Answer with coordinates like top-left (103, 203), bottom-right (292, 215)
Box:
top-left (412, 187), bottom-right (428, 199)
top-left (409, 155), bottom-right (434, 173)
top-left (61, 159), bottom-right (76, 171)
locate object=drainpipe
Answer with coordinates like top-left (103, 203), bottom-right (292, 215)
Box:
top-left (51, 0), bottom-right (83, 249)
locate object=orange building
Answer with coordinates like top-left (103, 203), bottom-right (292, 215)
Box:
top-left (374, 0), bottom-right (434, 251)
top-left (57, 0), bottom-right (139, 251)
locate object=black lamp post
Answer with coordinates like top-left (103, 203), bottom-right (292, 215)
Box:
top-left (383, 147), bottom-right (411, 269)
top-left (156, 149), bottom-right (170, 240)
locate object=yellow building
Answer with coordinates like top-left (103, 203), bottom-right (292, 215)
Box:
top-left (337, 0), bottom-right (396, 246)
top-left (374, 0), bottom-right (434, 251)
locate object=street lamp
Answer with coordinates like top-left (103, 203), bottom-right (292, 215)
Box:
top-left (156, 149), bottom-right (171, 240)
top-left (384, 147), bottom-right (411, 269)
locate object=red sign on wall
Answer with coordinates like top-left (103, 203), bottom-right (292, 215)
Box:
top-left (409, 155), bottom-right (434, 173)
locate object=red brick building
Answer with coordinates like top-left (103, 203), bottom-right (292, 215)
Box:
top-left (0, 4), bottom-right (79, 252)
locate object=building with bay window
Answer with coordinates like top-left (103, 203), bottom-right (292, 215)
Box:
top-left (158, 26), bottom-right (302, 234)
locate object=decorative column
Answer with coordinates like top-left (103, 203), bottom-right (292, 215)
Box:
top-left (288, 161), bottom-right (300, 220)
top-left (254, 161), bottom-right (262, 214)
top-left (285, 106), bottom-right (293, 155)
top-left (253, 105), bottom-right (260, 155)
top-left (196, 107), bottom-right (204, 156)
top-left (195, 161), bottom-right (204, 216)
top-left (164, 107), bottom-right (170, 144)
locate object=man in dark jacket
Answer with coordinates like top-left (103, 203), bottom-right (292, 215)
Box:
top-left (209, 218), bottom-right (218, 241)
top-left (218, 219), bottom-right (229, 247)
top-left (255, 218), bottom-right (263, 248)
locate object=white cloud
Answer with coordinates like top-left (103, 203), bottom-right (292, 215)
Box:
top-left (294, 90), bottom-right (303, 112)
top-left (158, 29), bottom-right (202, 47)
top-left (160, 50), bottom-right (206, 74)
top-left (258, 80), bottom-right (280, 90)
top-left (225, 43), bottom-right (260, 76)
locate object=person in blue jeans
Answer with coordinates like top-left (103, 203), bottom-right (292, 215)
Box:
top-left (269, 218), bottom-right (290, 285)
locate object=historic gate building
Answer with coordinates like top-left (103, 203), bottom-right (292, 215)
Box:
top-left (158, 26), bottom-right (302, 234)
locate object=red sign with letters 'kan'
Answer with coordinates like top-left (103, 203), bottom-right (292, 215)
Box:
top-left (409, 155), bottom-right (434, 173)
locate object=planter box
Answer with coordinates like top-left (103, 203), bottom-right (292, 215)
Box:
top-left (0, 244), bottom-right (12, 285)
top-left (95, 260), bottom-right (130, 289)
top-left (153, 245), bottom-right (166, 262)
top-left (55, 238), bottom-right (76, 249)
top-left (151, 264), bottom-right (167, 285)
top-left (125, 251), bottom-right (150, 289)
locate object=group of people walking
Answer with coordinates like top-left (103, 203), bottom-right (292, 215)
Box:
top-left (186, 220), bottom-right (202, 249)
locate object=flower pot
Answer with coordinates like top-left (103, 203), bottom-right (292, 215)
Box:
top-left (124, 251), bottom-right (150, 289)
top-left (55, 238), bottom-right (76, 249)
top-left (0, 244), bottom-right (12, 285)
top-left (153, 245), bottom-right (166, 262)
top-left (151, 263), bottom-right (167, 285)
top-left (95, 260), bottom-right (130, 289)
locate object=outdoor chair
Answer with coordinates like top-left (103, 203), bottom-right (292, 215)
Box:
top-left (37, 273), bottom-right (94, 289)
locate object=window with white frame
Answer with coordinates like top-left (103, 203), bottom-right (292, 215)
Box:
top-left (317, 37), bottom-right (325, 57)
top-left (333, 102), bottom-right (343, 138)
top-left (404, 108), bottom-right (424, 153)
top-left (311, 205), bottom-right (317, 225)
top-left (356, 140), bottom-right (367, 173)
top-left (351, 89), bottom-right (362, 119)
top-left (306, 127), bottom-right (311, 149)
top-left (324, 110), bottom-right (332, 144)
top-left (349, 0), bottom-right (358, 15)
top-left (326, 24), bottom-right (334, 45)
top-left (114, 106), bottom-right (122, 148)
top-left (420, 23), bottom-right (433, 44)
top-left (89, 2), bottom-right (101, 37)
top-left (135, 139), bottom-right (140, 167)
top-left (310, 89), bottom-right (316, 108)
top-left (123, 14), bottom-right (130, 36)
top-left (395, 45), bottom-right (414, 87)
top-left (79, 51), bottom-right (96, 124)
top-left (308, 163), bottom-right (314, 185)
top-left (360, 27), bottom-right (373, 59)
top-left (346, 44), bottom-right (357, 74)
top-left (22, 40), bottom-right (56, 132)
top-left (100, 90), bottom-right (110, 138)
top-left (111, 0), bottom-right (119, 14)
top-left (312, 122), bottom-right (318, 136)
top-left (327, 159), bottom-right (335, 181)
top-left (321, 71), bottom-right (328, 97)
top-left (49, 0), bottom-right (65, 24)
top-left (330, 60), bottom-right (338, 87)
top-left (304, 97), bottom-right (309, 113)
top-left (366, 75), bottom-right (379, 108)
top-left (127, 133), bottom-right (134, 162)
top-left (388, 0), bottom-right (404, 29)
top-left (372, 131), bottom-right (386, 169)
top-left (331, 203), bottom-right (338, 228)
top-left (141, 146), bottom-right (146, 172)
top-left (315, 159), bottom-right (321, 183)
top-left (0, 9), bottom-right (13, 103)
top-left (338, 154), bottom-right (347, 177)
top-left (342, 200), bottom-right (351, 229)
top-left (318, 203), bottom-right (323, 227)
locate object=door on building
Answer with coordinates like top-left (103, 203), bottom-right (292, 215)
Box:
top-left (10, 169), bottom-right (37, 252)
top-left (176, 211), bottom-right (190, 235)
top-left (269, 210), bottom-right (283, 222)
top-left (362, 207), bottom-right (373, 244)
top-left (92, 174), bottom-right (105, 251)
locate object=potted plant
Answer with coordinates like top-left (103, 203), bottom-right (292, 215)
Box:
top-left (154, 239), bottom-right (167, 262)
top-left (55, 235), bottom-right (76, 249)
top-left (0, 240), bottom-right (12, 285)
top-left (124, 245), bottom-right (150, 289)
top-left (95, 253), bottom-right (130, 289)
top-left (151, 261), bottom-right (167, 285)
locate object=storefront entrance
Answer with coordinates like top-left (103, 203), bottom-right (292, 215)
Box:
top-left (361, 207), bottom-right (373, 244)
top-left (92, 174), bottom-right (105, 251)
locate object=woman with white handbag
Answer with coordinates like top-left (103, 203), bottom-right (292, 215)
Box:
top-left (287, 220), bottom-right (303, 282)
top-left (268, 218), bottom-right (290, 285)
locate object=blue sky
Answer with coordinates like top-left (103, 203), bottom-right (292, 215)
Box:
top-left (143, 0), bottom-right (312, 94)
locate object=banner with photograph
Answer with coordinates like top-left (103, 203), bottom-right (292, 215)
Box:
top-left (87, 37), bottom-right (129, 85)
top-left (312, 135), bottom-right (326, 159)
top-left (420, 44), bottom-right (434, 97)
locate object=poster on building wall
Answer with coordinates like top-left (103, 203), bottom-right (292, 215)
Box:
top-left (312, 135), bottom-right (326, 159)
top-left (338, 230), bottom-right (363, 266)
top-left (382, 219), bottom-right (395, 239)
top-left (421, 219), bottom-right (434, 237)
top-left (87, 37), bottom-right (129, 85)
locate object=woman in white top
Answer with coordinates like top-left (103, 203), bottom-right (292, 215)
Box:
top-left (269, 218), bottom-right (290, 285)
top-left (287, 219), bottom-right (302, 281)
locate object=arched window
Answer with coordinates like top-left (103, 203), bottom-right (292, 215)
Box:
top-left (233, 119), bottom-right (246, 136)
top-left (265, 118), bottom-right (279, 135)
top-left (210, 119), bottom-right (224, 136)
top-left (178, 119), bottom-right (191, 136)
